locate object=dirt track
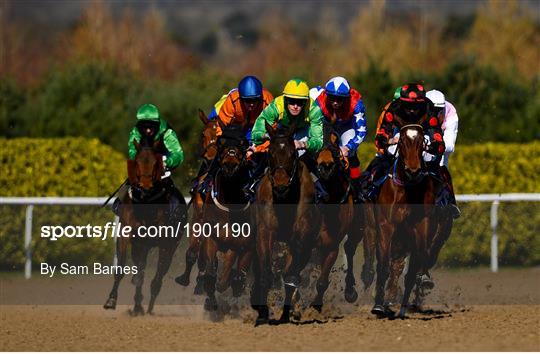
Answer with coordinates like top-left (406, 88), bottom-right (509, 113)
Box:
top-left (2, 268), bottom-right (539, 351)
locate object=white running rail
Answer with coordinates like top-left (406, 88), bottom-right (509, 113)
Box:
top-left (1, 194), bottom-right (539, 278)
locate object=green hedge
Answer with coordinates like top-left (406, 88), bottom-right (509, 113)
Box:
top-left (0, 137), bottom-right (125, 269)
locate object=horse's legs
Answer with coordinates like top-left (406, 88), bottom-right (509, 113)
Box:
top-left (193, 243), bottom-right (207, 295)
top-left (372, 218), bottom-right (393, 317)
top-left (311, 239), bottom-right (339, 312)
top-left (147, 244), bottom-right (177, 315)
top-left (251, 231), bottom-right (272, 326)
top-left (398, 252), bottom-right (419, 319)
top-left (344, 233), bottom-right (360, 303)
top-left (130, 242), bottom-right (150, 316)
top-left (361, 206), bottom-right (377, 289)
top-left (280, 237), bottom-right (315, 323)
top-left (427, 214), bottom-right (453, 269)
top-left (386, 234), bottom-right (408, 305)
top-left (232, 248), bottom-right (253, 297)
top-left (175, 236), bottom-right (200, 286)
top-left (399, 219), bottom-right (429, 318)
top-left (104, 237), bottom-right (129, 309)
top-left (216, 249), bottom-right (236, 293)
top-left (201, 237), bottom-right (218, 312)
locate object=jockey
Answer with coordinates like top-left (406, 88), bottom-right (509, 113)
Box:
top-left (361, 83), bottom-right (445, 201)
top-left (426, 89), bottom-right (460, 218)
top-left (215, 75), bottom-right (274, 141)
top-left (113, 103), bottom-right (185, 217)
top-left (197, 76), bottom-right (273, 196)
top-left (313, 76), bottom-right (368, 201)
top-left (249, 78), bottom-right (326, 201)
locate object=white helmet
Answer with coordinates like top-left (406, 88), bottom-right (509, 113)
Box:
top-left (426, 89), bottom-right (446, 108)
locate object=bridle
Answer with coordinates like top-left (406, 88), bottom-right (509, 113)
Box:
top-left (389, 123), bottom-right (428, 186)
top-left (130, 146), bottom-right (167, 203)
top-left (268, 137), bottom-right (300, 197)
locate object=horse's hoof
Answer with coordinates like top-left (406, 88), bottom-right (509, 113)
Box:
top-left (361, 269), bottom-right (375, 289)
top-left (103, 298), bottom-right (116, 310)
top-left (193, 278), bottom-right (205, 295)
top-left (254, 317), bottom-right (269, 327)
top-left (216, 281), bottom-right (229, 294)
top-left (276, 311), bottom-right (291, 324)
top-left (371, 304), bottom-right (387, 318)
top-left (344, 287), bottom-right (358, 303)
top-left (175, 274), bottom-right (190, 287)
top-left (398, 307), bottom-right (407, 319)
top-left (231, 275), bottom-right (246, 297)
top-left (310, 303), bottom-right (323, 313)
top-left (204, 298), bottom-right (218, 312)
top-left (129, 305), bottom-right (145, 316)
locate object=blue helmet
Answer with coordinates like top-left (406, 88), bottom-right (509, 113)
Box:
top-left (238, 76), bottom-right (263, 99)
top-left (325, 76), bottom-right (351, 97)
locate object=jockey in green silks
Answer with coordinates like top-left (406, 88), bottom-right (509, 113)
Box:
top-left (113, 103), bottom-right (185, 218)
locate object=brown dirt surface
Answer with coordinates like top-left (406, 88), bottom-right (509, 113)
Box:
top-left (1, 268), bottom-right (539, 351)
top-left (1, 304), bottom-right (538, 351)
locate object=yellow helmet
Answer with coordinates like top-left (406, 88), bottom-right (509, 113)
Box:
top-left (283, 78), bottom-right (310, 99)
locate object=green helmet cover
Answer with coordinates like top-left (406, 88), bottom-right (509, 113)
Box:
top-left (136, 103), bottom-right (160, 121)
top-left (393, 87), bottom-right (401, 100)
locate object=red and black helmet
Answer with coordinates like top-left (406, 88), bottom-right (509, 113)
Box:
top-left (399, 83), bottom-right (426, 103)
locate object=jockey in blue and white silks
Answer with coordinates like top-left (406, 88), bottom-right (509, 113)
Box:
top-left (312, 76), bottom-right (368, 201)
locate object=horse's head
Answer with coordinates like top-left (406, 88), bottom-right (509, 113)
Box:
top-left (266, 121), bottom-right (298, 196)
top-left (198, 109), bottom-right (218, 163)
top-left (216, 122), bottom-right (248, 178)
top-left (317, 124), bottom-right (346, 181)
top-left (129, 137), bottom-right (164, 192)
top-left (397, 124), bottom-right (425, 181)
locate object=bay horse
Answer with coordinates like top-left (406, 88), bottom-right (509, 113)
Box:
top-left (198, 123), bottom-right (254, 312)
top-left (175, 109), bottom-right (218, 294)
top-left (250, 122), bottom-right (321, 326)
top-left (372, 118), bottom-right (440, 319)
top-left (313, 124), bottom-right (370, 310)
top-left (104, 137), bottom-right (186, 315)
top-left (384, 181), bottom-right (454, 309)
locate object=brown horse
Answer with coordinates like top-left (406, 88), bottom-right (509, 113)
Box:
top-left (250, 122), bottom-right (321, 326)
top-left (198, 123), bottom-right (254, 312)
top-left (104, 137), bottom-right (185, 315)
top-left (372, 121), bottom-right (440, 319)
top-left (384, 188), bottom-right (454, 309)
top-left (313, 124), bottom-right (368, 309)
top-left (175, 109), bottom-right (217, 294)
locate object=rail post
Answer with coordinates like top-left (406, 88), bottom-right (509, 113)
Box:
top-left (490, 200), bottom-right (499, 273)
top-left (24, 204), bottom-right (34, 279)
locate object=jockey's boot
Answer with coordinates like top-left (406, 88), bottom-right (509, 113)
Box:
top-left (314, 179), bottom-right (330, 204)
top-left (243, 153), bottom-right (268, 202)
top-left (448, 189), bottom-right (461, 219)
top-left (348, 155), bottom-right (363, 203)
top-left (163, 178), bottom-right (186, 222)
top-left (349, 177), bottom-right (362, 203)
top-left (440, 166), bottom-right (460, 219)
top-left (359, 155), bottom-right (391, 202)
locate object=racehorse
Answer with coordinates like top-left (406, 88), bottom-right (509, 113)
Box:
top-left (312, 124), bottom-right (368, 309)
top-left (104, 137), bottom-right (186, 315)
top-left (384, 177), bottom-right (454, 309)
top-left (198, 123), bottom-right (254, 312)
top-left (371, 118), bottom-right (440, 319)
top-left (175, 109), bottom-right (218, 294)
top-left (250, 122), bottom-right (321, 326)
